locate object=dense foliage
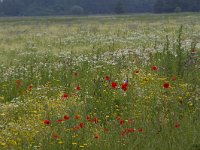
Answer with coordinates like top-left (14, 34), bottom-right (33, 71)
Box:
top-left (0, 0), bottom-right (199, 16)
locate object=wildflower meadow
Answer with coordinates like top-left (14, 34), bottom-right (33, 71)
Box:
top-left (0, 14), bottom-right (200, 150)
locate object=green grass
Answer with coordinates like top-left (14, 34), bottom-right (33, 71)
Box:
top-left (0, 13), bottom-right (200, 150)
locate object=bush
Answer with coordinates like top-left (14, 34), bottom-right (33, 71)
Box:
top-left (174, 7), bottom-right (182, 13)
top-left (70, 5), bottom-right (84, 15)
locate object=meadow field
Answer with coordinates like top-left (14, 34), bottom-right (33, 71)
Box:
top-left (0, 13), bottom-right (200, 150)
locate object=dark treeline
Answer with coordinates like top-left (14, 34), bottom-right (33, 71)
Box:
top-left (0, 0), bottom-right (199, 16)
top-left (154, 0), bottom-right (200, 13)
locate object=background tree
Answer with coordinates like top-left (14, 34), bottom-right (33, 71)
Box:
top-left (115, 0), bottom-right (124, 14)
top-left (70, 5), bottom-right (84, 15)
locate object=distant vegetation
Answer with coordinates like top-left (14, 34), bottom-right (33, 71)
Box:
top-left (0, 0), bottom-right (200, 16)
top-left (154, 0), bottom-right (200, 13)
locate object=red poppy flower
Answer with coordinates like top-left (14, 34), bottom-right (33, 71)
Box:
top-left (74, 126), bottom-right (80, 131)
top-left (151, 66), bottom-right (158, 71)
top-left (52, 134), bottom-right (60, 139)
top-left (128, 119), bottom-right (134, 125)
top-left (75, 115), bottom-right (80, 120)
top-left (104, 128), bottom-right (109, 132)
top-left (93, 118), bottom-right (99, 123)
top-left (94, 134), bottom-right (100, 139)
top-left (86, 116), bottom-right (91, 121)
top-left (56, 119), bottom-right (63, 123)
top-left (138, 128), bottom-right (143, 132)
top-left (121, 130), bottom-right (127, 137)
top-left (72, 93), bottom-right (78, 97)
top-left (64, 115), bottom-right (70, 120)
top-left (121, 83), bottom-right (128, 91)
top-left (105, 75), bottom-right (110, 81)
top-left (127, 128), bottom-right (135, 133)
top-left (119, 119), bottom-right (125, 125)
top-left (16, 79), bottom-right (22, 87)
top-left (116, 116), bottom-right (121, 121)
top-left (76, 86), bottom-right (81, 91)
top-left (79, 122), bottom-right (84, 128)
top-left (44, 119), bottom-right (51, 125)
top-left (121, 85), bottom-right (127, 91)
top-left (16, 79), bottom-right (21, 84)
top-left (28, 85), bottom-right (33, 91)
top-left (163, 82), bottom-right (170, 89)
top-left (175, 123), bottom-right (180, 128)
top-left (171, 76), bottom-right (177, 81)
top-left (111, 82), bottom-right (117, 89)
top-left (62, 93), bottom-right (68, 99)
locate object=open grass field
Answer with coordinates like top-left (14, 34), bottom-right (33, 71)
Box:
top-left (0, 13), bottom-right (200, 150)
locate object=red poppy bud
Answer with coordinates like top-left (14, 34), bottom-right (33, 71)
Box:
top-left (175, 123), bottom-right (180, 128)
